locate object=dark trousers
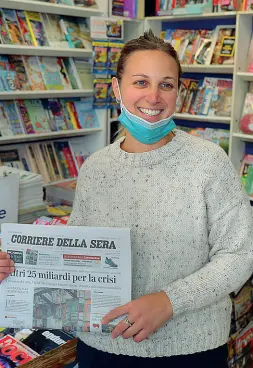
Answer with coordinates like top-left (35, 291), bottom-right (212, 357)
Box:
top-left (77, 339), bottom-right (228, 368)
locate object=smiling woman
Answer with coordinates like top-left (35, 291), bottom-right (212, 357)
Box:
top-left (64, 29), bottom-right (253, 368)
top-left (111, 30), bottom-right (182, 151)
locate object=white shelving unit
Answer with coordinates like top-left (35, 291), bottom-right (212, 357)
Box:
top-left (0, 89), bottom-right (93, 100)
top-left (0, 128), bottom-right (102, 145)
top-left (0, 1), bottom-right (253, 182)
top-left (181, 65), bottom-right (234, 74)
top-left (142, 12), bottom-right (253, 177)
top-left (229, 12), bottom-right (253, 172)
top-left (0, 45), bottom-right (92, 57)
top-left (0, 0), bottom-right (102, 17)
top-left (173, 113), bottom-right (231, 124)
top-left (145, 11), bottom-right (237, 21)
top-left (0, 0), bottom-right (108, 186)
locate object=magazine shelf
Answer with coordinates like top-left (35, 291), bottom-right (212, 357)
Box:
top-left (0, 128), bottom-right (101, 145)
top-left (0, 0), bottom-right (102, 17)
top-left (232, 132), bottom-right (253, 142)
top-left (43, 177), bottom-right (77, 187)
top-left (181, 65), bottom-right (234, 74)
top-left (0, 45), bottom-right (93, 58)
top-left (237, 72), bottom-right (253, 81)
top-left (0, 89), bottom-right (93, 100)
top-left (145, 11), bottom-right (237, 22)
top-left (173, 113), bottom-right (231, 123)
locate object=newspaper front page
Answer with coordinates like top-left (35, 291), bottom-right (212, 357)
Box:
top-left (0, 223), bottom-right (131, 334)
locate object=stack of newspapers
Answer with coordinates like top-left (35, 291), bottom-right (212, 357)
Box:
top-left (0, 166), bottom-right (46, 223)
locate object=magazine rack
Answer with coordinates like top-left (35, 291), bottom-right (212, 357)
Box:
top-left (22, 338), bottom-right (78, 368)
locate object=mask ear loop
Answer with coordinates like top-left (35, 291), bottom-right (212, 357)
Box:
top-left (115, 79), bottom-right (123, 111)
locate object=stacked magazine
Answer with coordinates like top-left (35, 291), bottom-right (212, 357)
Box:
top-left (0, 166), bottom-right (44, 213)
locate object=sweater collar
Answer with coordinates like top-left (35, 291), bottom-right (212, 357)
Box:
top-left (108, 129), bottom-right (187, 167)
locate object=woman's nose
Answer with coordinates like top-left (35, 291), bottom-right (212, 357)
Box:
top-left (145, 88), bottom-right (161, 105)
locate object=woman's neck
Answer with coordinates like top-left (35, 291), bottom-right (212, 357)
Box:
top-left (120, 131), bottom-right (175, 153)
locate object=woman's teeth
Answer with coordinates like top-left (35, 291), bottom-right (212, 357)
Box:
top-left (139, 108), bottom-right (162, 116)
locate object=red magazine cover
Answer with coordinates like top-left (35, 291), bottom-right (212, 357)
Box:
top-left (0, 335), bottom-right (39, 367)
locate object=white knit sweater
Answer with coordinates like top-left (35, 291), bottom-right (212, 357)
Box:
top-left (68, 129), bottom-right (253, 357)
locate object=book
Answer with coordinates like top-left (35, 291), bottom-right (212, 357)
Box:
top-left (0, 335), bottom-right (39, 366)
top-left (1, 9), bottom-right (24, 45)
top-left (73, 98), bottom-right (99, 128)
top-left (42, 14), bottom-right (69, 48)
top-left (211, 25), bottom-right (236, 65)
top-left (24, 100), bottom-right (50, 133)
top-left (3, 101), bottom-right (26, 135)
top-left (22, 56), bottom-right (46, 91)
top-left (56, 58), bottom-right (73, 90)
top-left (24, 11), bottom-right (49, 47)
top-left (39, 57), bottom-right (64, 90)
top-left (17, 99), bottom-right (35, 134)
top-left (62, 58), bottom-right (82, 89)
top-left (0, 69), bottom-right (20, 91)
top-left (16, 10), bottom-right (33, 46)
top-left (0, 9), bottom-right (12, 44)
top-left (22, 329), bottom-right (74, 355)
top-left (59, 17), bottom-right (90, 49)
top-left (74, 59), bottom-right (93, 89)
top-left (8, 55), bottom-right (31, 91)
top-left (0, 102), bottom-right (14, 137)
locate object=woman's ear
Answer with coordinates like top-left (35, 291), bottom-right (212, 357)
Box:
top-left (112, 77), bottom-right (120, 102)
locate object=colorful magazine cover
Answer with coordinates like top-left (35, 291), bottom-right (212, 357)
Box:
top-left (16, 10), bottom-right (33, 46)
top-left (24, 11), bottom-right (48, 47)
top-left (2, 9), bottom-right (24, 45)
top-left (0, 335), bottom-right (39, 367)
top-left (22, 56), bottom-right (46, 91)
top-left (39, 57), bottom-right (64, 90)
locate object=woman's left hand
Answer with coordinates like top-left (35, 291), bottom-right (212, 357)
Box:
top-left (101, 291), bottom-right (173, 343)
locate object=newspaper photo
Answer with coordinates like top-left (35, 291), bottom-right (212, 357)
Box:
top-left (0, 223), bottom-right (131, 334)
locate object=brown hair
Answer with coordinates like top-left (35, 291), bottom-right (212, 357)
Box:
top-left (116, 29), bottom-right (182, 88)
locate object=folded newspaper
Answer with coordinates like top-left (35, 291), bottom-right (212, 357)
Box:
top-left (0, 223), bottom-right (131, 334)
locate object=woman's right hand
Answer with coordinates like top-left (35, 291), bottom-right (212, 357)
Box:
top-left (0, 252), bottom-right (15, 282)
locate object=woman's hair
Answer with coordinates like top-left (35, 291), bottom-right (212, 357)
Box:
top-left (116, 29), bottom-right (182, 88)
top-left (114, 29), bottom-right (182, 141)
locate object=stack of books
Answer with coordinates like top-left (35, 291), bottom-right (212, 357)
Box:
top-left (0, 165), bottom-right (45, 223)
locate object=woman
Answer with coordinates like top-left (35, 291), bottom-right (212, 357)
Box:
top-left (1, 30), bottom-right (253, 367)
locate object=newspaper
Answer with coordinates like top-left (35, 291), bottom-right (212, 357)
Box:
top-left (0, 223), bottom-right (131, 334)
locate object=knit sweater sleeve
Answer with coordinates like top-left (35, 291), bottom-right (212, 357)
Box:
top-left (163, 148), bottom-right (253, 318)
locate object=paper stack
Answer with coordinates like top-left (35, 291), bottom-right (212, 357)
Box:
top-left (0, 166), bottom-right (47, 223)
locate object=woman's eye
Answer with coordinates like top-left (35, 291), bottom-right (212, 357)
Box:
top-left (135, 80), bottom-right (147, 87)
top-left (160, 83), bottom-right (174, 89)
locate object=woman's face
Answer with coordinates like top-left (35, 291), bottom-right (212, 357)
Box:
top-left (113, 50), bottom-right (179, 123)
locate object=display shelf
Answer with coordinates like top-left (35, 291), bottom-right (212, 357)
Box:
top-left (0, 128), bottom-right (102, 145)
top-left (110, 15), bottom-right (142, 22)
top-left (0, 0), bottom-right (102, 17)
top-left (232, 132), bottom-right (253, 142)
top-left (182, 64), bottom-right (234, 74)
top-left (237, 72), bottom-right (253, 81)
top-left (0, 89), bottom-right (93, 100)
top-left (145, 11), bottom-right (237, 22)
top-left (43, 177), bottom-right (77, 188)
top-left (0, 45), bottom-right (92, 58)
top-left (173, 113), bottom-right (231, 123)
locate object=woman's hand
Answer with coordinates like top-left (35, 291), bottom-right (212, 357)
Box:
top-left (101, 291), bottom-right (173, 343)
top-left (0, 252), bottom-right (15, 282)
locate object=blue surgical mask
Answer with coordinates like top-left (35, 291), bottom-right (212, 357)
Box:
top-left (116, 79), bottom-right (176, 145)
